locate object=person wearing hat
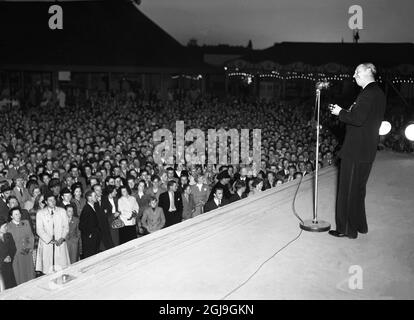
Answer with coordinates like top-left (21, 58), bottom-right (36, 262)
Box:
top-left (35, 190), bottom-right (70, 275)
top-left (0, 215), bottom-right (17, 290)
top-left (208, 170), bottom-right (232, 202)
top-left (0, 183), bottom-right (12, 221)
top-left (12, 173), bottom-right (30, 207)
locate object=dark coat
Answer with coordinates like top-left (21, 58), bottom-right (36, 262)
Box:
top-left (0, 198), bottom-right (9, 221)
top-left (101, 196), bottom-right (120, 246)
top-left (204, 198), bottom-right (230, 213)
top-left (158, 191), bottom-right (183, 227)
top-left (94, 200), bottom-right (114, 251)
top-left (338, 82), bottom-right (386, 163)
top-left (79, 203), bottom-right (101, 258)
top-left (229, 192), bottom-right (247, 203)
top-left (0, 233), bottom-right (17, 289)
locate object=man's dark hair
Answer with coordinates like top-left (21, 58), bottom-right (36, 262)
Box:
top-left (85, 190), bottom-right (94, 201)
top-left (234, 180), bottom-right (246, 191)
top-left (151, 174), bottom-right (160, 182)
top-left (167, 180), bottom-right (176, 190)
top-left (105, 185), bottom-right (116, 195)
top-left (6, 195), bottom-right (18, 205)
top-left (214, 187), bottom-right (223, 194)
top-left (64, 204), bottom-right (76, 212)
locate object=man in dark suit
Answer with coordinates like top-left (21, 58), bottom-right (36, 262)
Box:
top-left (158, 180), bottom-right (183, 228)
top-left (93, 184), bottom-right (114, 251)
top-left (229, 180), bottom-right (247, 203)
top-left (204, 188), bottom-right (230, 213)
top-left (329, 63), bottom-right (386, 239)
top-left (0, 182), bottom-right (12, 220)
top-left (79, 190), bottom-right (101, 258)
top-left (101, 185), bottom-right (120, 246)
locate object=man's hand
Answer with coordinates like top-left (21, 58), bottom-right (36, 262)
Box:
top-left (4, 255), bottom-right (11, 263)
top-left (55, 238), bottom-right (65, 246)
top-left (329, 104), bottom-right (342, 116)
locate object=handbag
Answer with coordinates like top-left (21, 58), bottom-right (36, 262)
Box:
top-left (111, 217), bottom-right (125, 229)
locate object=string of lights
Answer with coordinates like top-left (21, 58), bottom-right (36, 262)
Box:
top-left (226, 71), bottom-right (413, 84)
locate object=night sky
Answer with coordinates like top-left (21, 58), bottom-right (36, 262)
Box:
top-left (140, 0), bottom-right (414, 48)
top-left (6, 0), bottom-right (414, 49)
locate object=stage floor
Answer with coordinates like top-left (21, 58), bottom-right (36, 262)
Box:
top-left (1, 150), bottom-right (413, 300)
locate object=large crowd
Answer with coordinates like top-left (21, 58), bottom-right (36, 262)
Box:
top-left (0, 84), bottom-right (408, 290)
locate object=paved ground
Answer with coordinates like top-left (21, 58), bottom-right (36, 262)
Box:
top-left (1, 150), bottom-right (413, 300)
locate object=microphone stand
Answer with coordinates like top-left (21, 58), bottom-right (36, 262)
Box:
top-left (300, 85), bottom-right (331, 232)
top-left (52, 210), bottom-right (55, 273)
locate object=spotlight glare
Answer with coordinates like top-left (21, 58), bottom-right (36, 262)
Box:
top-left (405, 123), bottom-right (414, 142)
top-left (379, 121), bottom-right (392, 136)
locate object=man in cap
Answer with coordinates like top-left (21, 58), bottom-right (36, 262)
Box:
top-left (35, 190), bottom-right (70, 275)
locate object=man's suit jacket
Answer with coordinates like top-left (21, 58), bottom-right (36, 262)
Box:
top-left (158, 191), bottom-right (183, 215)
top-left (12, 187), bottom-right (31, 207)
top-left (101, 196), bottom-right (119, 224)
top-left (208, 182), bottom-right (231, 201)
top-left (79, 203), bottom-right (101, 257)
top-left (101, 196), bottom-right (120, 246)
top-left (0, 197), bottom-right (9, 220)
top-left (338, 82), bottom-right (386, 163)
top-left (204, 198), bottom-right (230, 213)
top-left (229, 192), bottom-right (247, 203)
top-left (94, 200), bottom-right (114, 250)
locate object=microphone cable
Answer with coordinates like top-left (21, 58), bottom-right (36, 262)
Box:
top-left (220, 175), bottom-right (305, 300)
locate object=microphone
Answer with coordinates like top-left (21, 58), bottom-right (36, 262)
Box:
top-left (316, 81), bottom-right (330, 90)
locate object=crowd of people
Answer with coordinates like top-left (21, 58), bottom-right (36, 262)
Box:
top-left (0, 88), bottom-right (361, 290)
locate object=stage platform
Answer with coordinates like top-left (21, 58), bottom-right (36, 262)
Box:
top-left (1, 150), bottom-right (413, 300)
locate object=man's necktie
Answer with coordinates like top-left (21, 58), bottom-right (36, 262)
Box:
top-left (20, 188), bottom-right (23, 196)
